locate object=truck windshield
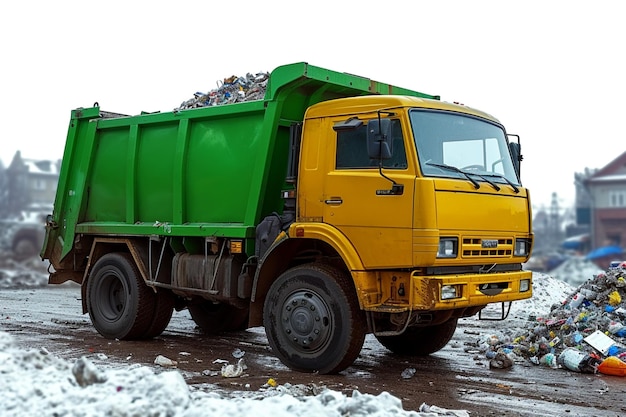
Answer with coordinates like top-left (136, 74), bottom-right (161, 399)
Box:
top-left (409, 109), bottom-right (520, 186)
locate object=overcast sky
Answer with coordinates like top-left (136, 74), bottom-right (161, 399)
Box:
top-left (1, 1), bottom-right (623, 209)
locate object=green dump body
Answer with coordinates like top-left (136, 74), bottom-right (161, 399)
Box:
top-left (42, 62), bottom-right (438, 264)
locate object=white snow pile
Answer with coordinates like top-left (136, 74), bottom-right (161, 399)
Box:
top-left (0, 331), bottom-right (469, 417)
top-left (547, 256), bottom-right (604, 286)
top-left (472, 271), bottom-right (575, 326)
top-left (510, 271), bottom-right (576, 320)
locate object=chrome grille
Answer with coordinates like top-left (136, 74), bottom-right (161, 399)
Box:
top-left (462, 237), bottom-right (513, 258)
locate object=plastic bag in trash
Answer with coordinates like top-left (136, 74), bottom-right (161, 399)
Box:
top-left (597, 356), bottom-right (626, 376)
top-left (489, 352), bottom-right (513, 369)
top-left (539, 353), bottom-right (558, 368)
top-left (558, 348), bottom-right (600, 373)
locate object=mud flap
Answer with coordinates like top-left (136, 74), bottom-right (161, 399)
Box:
top-left (255, 212), bottom-right (294, 259)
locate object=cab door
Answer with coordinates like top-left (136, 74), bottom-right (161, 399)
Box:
top-left (322, 119), bottom-right (415, 268)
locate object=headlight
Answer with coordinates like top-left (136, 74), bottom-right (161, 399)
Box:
top-left (441, 284), bottom-right (462, 300)
top-left (520, 279), bottom-right (530, 292)
top-left (437, 237), bottom-right (458, 258)
top-left (514, 238), bottom-right (531, 257)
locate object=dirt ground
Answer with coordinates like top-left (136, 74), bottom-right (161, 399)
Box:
top-left (2, 284), bottom-right (626, 417)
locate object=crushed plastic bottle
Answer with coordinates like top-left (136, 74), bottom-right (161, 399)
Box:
top-left (569, 292), bottom-right (584, 309)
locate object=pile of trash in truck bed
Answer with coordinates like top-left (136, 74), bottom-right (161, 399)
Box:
top-left (175, 72), bottom-right (269, 111)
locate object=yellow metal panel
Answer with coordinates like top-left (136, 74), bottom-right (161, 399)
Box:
top-left (322, 171), bottom-right (415, 268)
top-left (305, 95), bottom-right (500, 123)
top-left (410, 270), bottom-right (532, 311)
top-left (288, 222), bottom-right (365, 270)
top-left (352, 270), bottom-right (381, 309)
top-left (297, 117), bottom-right (325, 221)
top-left (412, 229), bottom-right (439, 265)
top-left (434, 179), bottom-right (530, 233)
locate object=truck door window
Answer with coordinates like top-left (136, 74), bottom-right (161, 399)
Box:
top-left (336, 120), bottom-right (407, 170)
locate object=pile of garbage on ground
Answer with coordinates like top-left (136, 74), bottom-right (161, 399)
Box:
top-left (175, 72), bottom-right (270, 111)
top-left (477, 263), bottom-right (626, 376)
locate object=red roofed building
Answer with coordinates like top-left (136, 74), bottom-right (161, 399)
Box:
top-left (584, 151), bottom-right (626, 250)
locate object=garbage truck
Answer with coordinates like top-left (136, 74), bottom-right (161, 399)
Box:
top-left (41, 62), bottom-right (533, 374)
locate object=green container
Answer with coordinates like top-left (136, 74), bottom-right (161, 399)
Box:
top-left (42, 62), bottom-right (437, 263)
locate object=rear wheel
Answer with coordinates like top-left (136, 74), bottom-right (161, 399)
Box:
top-left (375, 318), bottom-right (458, 356)
top-left (188, 302), bottom-right (248, 334)
top-left (263, 263), bottom-right (366, 374)
top-left (86, 253), bottom-right (154, 340)
top-left (142, 289), bottom-right (175, 338)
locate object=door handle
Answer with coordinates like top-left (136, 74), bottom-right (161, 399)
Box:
top-left (324, 198), bottom-right (343, 205)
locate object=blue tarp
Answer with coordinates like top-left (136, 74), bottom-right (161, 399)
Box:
top-left (586, 245), bottom-right (624, 260)
top-left (562, 234), bottom-right (589, 250)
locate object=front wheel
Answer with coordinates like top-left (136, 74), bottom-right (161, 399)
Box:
top-left (263, 263), bottom-right (366, 374)
top-left (375, 318), bottom-right (458, 356)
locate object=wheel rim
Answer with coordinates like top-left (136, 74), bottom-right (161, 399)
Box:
top-left (280, 289), bottom-right (332, 353)
top-left (95, 271), bottom-right (127, 322)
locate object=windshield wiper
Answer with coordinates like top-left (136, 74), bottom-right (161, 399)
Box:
top-left (466, 172), bottom-right (501, 191)
top-left (426, 162), bottom-right (480, 189)
top-left (426, 162), bottom-right (510, 192)
top-left (478, 173), bottom-right (520, 193)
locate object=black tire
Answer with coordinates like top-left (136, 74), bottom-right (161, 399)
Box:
top-left (263, 263), bottom-right (366, 374)
top-left (142, 289), bottom-right (175, 338)
top-left (375, 318), bottom-right (458, 356)
top-left (188, 302), bottom-right (249, 334)
top-left (86, 253), bottom-right (154, 340)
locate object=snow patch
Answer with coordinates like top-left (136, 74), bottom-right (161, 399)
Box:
top-left (0, 330), bottom-right (468, 417)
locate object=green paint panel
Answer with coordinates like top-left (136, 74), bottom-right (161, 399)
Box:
top-left (185, 110), bottom-right (265, 223)
top-left (84, 128), bottom-right (128, 222)
top-left (135, 123), bottom-right (178, 222)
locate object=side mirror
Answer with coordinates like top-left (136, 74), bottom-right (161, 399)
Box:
top-left (367, 119), bottom-right (393, 160)
top-left (508, 141), bottom-right (522, 178)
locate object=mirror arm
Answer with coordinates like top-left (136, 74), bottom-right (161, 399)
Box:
top-left (376, 164), bottom-right (404, 196)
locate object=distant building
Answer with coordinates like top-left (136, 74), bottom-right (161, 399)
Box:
top-left (6, 151), bottom-right (60, 213)
top-left (584, 151), bottom-right (626, 249)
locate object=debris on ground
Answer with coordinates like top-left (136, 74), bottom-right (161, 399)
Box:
top-left (480, 263), bottom-right (626, 375)
top-left (175, 72), bottom-right (269, 111)
top-left (488, 352), bottom-right (514, 369)
top-left (154, 355), bottom-right (178, 367)
top-left (221, 358), bottom-right (247, 378)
